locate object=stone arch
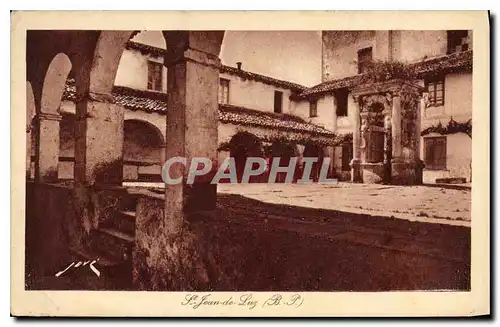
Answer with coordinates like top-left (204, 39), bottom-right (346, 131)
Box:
top-left (87, 31), bottom-right (136, 95)
top-left (41, 53), bottom-right (72, 114)
top-left (123, 119), bottom-right (166, 182)
top-left (270, 141), bottom-right (300, 183)
top-left (229, 131), bottom-right (264, 182)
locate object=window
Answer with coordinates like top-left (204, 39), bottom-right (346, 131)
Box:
top-left (335, 88), bottom-right (349, 117)
top-left (219, 78), bottom-right (230, 104)
top-left (309, 100), bottom-right (318, 118)
top-left (425, 76), bottom-right (445, 107)
top-left (341, 142), bottom-right (353, 171)
top-left (447, 30), bottom-right (470, 54)
top-left (274, 91), bottom-right (283, 113)
top-left (357, 47), bottom-right (373, 74)
top-left (424, 137), bottom-right (447, 170)
top-left (147, 61), bottom-right (163, 91)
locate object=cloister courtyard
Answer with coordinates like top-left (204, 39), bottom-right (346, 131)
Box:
top-left (125, 181), bottom-right (471, 226)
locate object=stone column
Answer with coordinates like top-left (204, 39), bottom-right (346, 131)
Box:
top-left (163, 32), bottom-right (223, 234)
top-left (34, 112), bottom-right (62, 183)
top-left (415, 97), bottom-right (424, 161)
top-left (74, 94), bottom-right (124, 185)
top-left (391, 94), bottom-right (402, 160)
top-left (390, 93), bottom-right (406, 184)
top-left (414, 96), bottom-right (425, 184)
top-left (350, 95), bottom-right (362, 182)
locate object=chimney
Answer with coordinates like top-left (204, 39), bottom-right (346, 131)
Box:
top-left (236, 62), bottom-right (242, 70)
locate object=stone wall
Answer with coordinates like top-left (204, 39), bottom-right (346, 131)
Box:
top-left (133, 193), bottom-right (470, 291)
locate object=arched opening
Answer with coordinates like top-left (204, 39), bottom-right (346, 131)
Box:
top-left (123, 119), bottom-right (165, 182)
top-left (228, 132), bottom-right (264, 182)
top-left (58, 113), bottom-right (76, 180)
top-left (303, 144), bottom-right (327, 182)
top-left (270, 141), bottom-right (299, 183)
top-left (41, 53), bottom-right (72, 115)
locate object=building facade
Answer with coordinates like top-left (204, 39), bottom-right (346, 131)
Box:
top-left (28, 30), bottom-right (473, 184)
top-left (294, 30), bottom-right (473, 183)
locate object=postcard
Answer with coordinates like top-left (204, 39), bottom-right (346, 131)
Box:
top-left (11, 10), bottom-right (490, 317)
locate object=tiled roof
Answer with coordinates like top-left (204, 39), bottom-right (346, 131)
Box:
top-left (412, 49), bottom-right (473, 77)
top-left (62, 80), bottom-right (168, 114)
top-left (219, 104), bottom-right (334, 137)
top-left (296, 50), bottom-right (473, 99)
top-left (125, 40), bottom-right (166, 58)
top-left (220, 65), bottom-right (308, 92)
top-left (123, 40), bottom-right (308, 92)
top-left (62, 81), bottom-right (333, 137)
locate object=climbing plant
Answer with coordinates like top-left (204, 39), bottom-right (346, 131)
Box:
top-left (421, 117), bottom-right (472, 138)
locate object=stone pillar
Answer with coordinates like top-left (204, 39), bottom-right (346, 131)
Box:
top-left (163, 32), bottom-right (223, 234)
top-left (74, 94), bottom-right (124, 185)
top-left (414, 96), bottom-right (425, 184)
top-left (416, 97), bottom-right (424, 161)
top-left (34, 112), bottom-right (62, 183)
top-left (391, 93), bottom-right (405, 184)
top-left (350, 96), bottom-right (362, 182)
top-left (391, 94), bottom-right (402, 160)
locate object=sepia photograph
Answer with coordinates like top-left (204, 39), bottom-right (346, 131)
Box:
top-left (10, 11), bottom-right (490, 317)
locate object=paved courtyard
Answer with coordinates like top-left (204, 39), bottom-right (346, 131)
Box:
top-left (217, 182), bottom-right (471, 226)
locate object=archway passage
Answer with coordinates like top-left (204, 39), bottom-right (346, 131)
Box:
top-left (123, 119), bottom-right (165, 182)
top-left (270, 141), bottom-right (299, 183)
top-left (228, 132), bottom-right (265, 183)
top-left (303, 144), bottom-right (326, 182)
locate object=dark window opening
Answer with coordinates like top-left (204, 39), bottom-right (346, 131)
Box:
top-left (425, 76), bottom-right (445, 107)
top-left (335, 88), bottom-right (349, 117)
top-left (147, 61), bottom-right (163, 91)
top-left (424, 136), bottom-right (447, 170)
top-left (274, 91), bottom-right (283, 113)
top-left (357, 47), bottom-right (373, 74)
top-left (309, 100), bottom-right (318, 118)
top-left (447, 30), bottom-right (470, 54)
top-left (219, 78), bottom-right (230, 104)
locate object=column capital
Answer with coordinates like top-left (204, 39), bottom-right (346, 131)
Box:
top-left (164, 48), bottom-right (222, 69)
top-left (35, 112), bottom-right (62, 122)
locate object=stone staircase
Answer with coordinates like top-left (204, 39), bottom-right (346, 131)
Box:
top-left (68, 189), bottom-right (140, 290)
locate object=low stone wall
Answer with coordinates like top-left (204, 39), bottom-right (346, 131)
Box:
top-left (133, 193), bottom-right (470, 291)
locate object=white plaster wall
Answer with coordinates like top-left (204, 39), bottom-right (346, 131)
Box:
top-left (421, 133), bottom-right (472, 183)
top-left (310, 95), bottom-right (335, 131)
top-left (422, 72), bottom-right (472, 129)
top-left (322, 31), bottom-right (376, 81)
top-left (398, 31), bottom-right (448, 62)
top-left (114, 49), bottom-right (167, 93)
top-left (220, 72), bottom-right (294, 114)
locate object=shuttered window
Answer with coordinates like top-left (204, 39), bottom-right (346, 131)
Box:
top-left (425, 77), bottom-right (445, 107)
top-left (424, 137), bottom-right (447, 170)
top-left (219, 78), bottom-right (230, 104)
top-left (147, 61), bottom-right (163, 91)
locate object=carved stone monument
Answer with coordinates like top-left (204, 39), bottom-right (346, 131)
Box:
top-left (350, 80), bottom-right (424, 185)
